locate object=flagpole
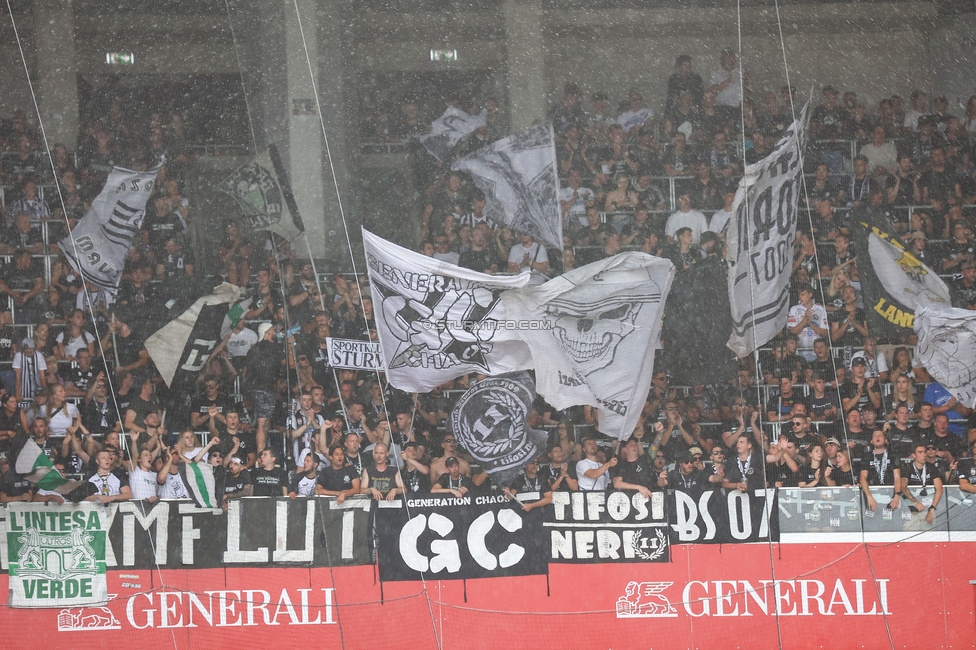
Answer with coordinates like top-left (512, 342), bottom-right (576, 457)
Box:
top-left (301, 232), bottom-right (327, 312)
top-left (332, 368), bottom-right (352, 433)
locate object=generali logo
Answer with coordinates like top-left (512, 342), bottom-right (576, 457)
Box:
top-left (54, 588), bottom-right (337, 631)
top-left (616, 578), bottom-right (891, 618)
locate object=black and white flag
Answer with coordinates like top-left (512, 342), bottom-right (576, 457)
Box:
top-left (726, 100), bottom-right (810, 357)
top-left (449, 372), bottom-right (550, 485)
top-left (365, 229), bottom-right (673, 440)
top-left (216, 144), bottom-right (305, 242)
top-left (852, 215), bottom-right (951, 337)
top-left (145, 283), bottom-right (242, 390)
top-left (452, 122), bottom-right (562, 250)
top-left (914, 306), bottom-right (976, 408)
top-left (60, 163), bottom-right (161, 296)
top-left (420, 107), bottom-right (487, 163)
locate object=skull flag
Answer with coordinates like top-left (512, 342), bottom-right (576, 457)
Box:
top-left (364, 229), bottom-right (674, 440)
top-left (914, 305), bottom-right (976, 408)
top-left (449, 372), bottom-right (550, 485)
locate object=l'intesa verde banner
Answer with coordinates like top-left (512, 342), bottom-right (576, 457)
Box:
top-left (6, 503), bottom-right (108, 608)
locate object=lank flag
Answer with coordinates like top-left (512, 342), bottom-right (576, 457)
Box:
top-left (452, 122), bottom-right (563, 250)
top-left (145, 283), bottom-right (242, 389)
top-left (420, 106), bottom-right (487, 163)
top-left (914, 305), bottom-right (976, 408)
top-left (726, 100), bottom-right (809, 357)
top-left (216, 144), bottom-right (305, 242)
top-left (364, 229), bottom-right (673, 439)
top-left (60, 163), bottom-right (161, 296)
top-left (851, 214), bottom-right (951, 336)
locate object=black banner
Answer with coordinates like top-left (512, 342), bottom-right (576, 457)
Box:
top-left (375, 493), bottom-right (547, 581)
top-left (1, 496), bottom-right (372, 572)
top-left (669, 489), bottom-right (778, 544)
top-left (547, 490), bottom-right (670, 563)
top-left (170, 302), bottom-right (228, 391)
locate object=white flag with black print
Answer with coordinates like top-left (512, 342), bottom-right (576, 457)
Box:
top-left (216, 144), bottom-right (305, 242)
top-left (365, 229), bottom-right (674, 440)
top-left (60, 163), bottom-right (162, 295)
top-left (145, 283), bottom-right (243, 390)
top-left (726, 100), bottom-right (810, 357)
top-left (914, 305), bottom-right (976, 408)
top-left (420, 106), bottom-right (487, 163)
top-left (452, 122), bottom-right (562, 250)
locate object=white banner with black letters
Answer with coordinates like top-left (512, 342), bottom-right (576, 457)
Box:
top-left (325, 337), bottom-right (384, 370)
top-left (727, 101), bottom-right (810, 357)
top-left (548, 491), bottom-right (670, 563)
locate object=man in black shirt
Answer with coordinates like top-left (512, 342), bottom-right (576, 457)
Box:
top-left (660, 450), bottom-right (711, 495)
top-left (899, 443), bottom-right (943, 526)
top-left (955, 440), bottom-right (976, 493)
top-left (245, 323), bottom-right (286, 453)
top-left (458, 225), bottom-right (499, 274)
top-left (805, 339), bottom-right (837, 388)
top-left (612, 437), bottom-right (657, 498)
top-left (924, 413), bottom-right (966, 462)
top-left (432, 456), bottom-right (474, 498)
top-left (362, 443), bottom-right (403, 502)
top-left (722, 434), bottom-right (765, 492)
top-left (859, 430), bottom-right (901, 513)
top-left (316, 444), bottom-right (360, 504)
top-left (840, 357), bottom-right (881, 414)
top-left (542, 445), bottom-right (578, 492)
top-left (223, 455), bottom-right (253, 504)
top-left (399, 441), bottom-right (430, 494)
top-left (189, 377), bottom-right (235, 430)
top-left (504, 455), bottom-right (553, 513)
top-left (251, 448), bottom-right (288, 497)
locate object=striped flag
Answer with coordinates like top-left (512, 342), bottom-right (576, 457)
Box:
top-left (15, 439), bottom-right (83, 494)
top-left (178, 461), bottom-right (221, 510)
top-left (60, 163), bottom-right (162, 298)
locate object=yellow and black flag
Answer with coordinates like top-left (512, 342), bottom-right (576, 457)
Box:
top-left (850, 215), bottom-right (951, 338)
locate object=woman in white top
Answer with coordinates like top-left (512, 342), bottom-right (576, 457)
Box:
top-left (40, 384), bottom-right (81, 437)
top-left (177, 429), bottom-right (208, 463)
top-left (128, 448), bottom-right (160, 501)
top-left (55, 309), bottom-right (97, 361)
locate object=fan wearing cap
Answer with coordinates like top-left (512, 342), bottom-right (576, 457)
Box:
top-left (399, 441), bottom-right (431, 494)
top-left (951, 260), bottom-right (976, 309)
top-left (840, 357), bottom-right (881, 415)
top-left (503, 455), bottom-right (552, 512)
top-left (315, 444), bottom-right (360, 504)
top-left (432, 456), bottom-right (474, 498)
top-left (223, 454), bottom-right (253, 503)
top-left (658, 450), bottom-right (711, 495)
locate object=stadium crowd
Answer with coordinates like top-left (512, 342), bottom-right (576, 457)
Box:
top-left (1, 48), bottom-right (976, 520)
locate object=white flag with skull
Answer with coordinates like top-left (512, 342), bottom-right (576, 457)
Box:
top-left (365, 229), bottom-right (674, 440)
top-left (914, 305), bottom-right (976, 408)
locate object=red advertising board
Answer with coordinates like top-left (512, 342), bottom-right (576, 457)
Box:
top-left (3, 542), bottom-right (975, 649)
